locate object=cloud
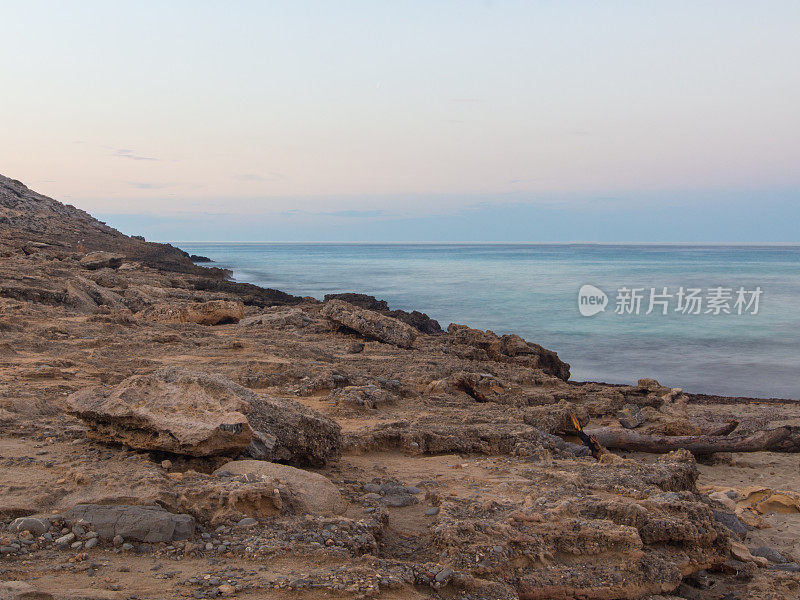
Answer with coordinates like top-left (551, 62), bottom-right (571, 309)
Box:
top-left (127, 182), bottom-right (169, 190)
top-left (234, 172), bottom-right (286, 182)
top-left (112, 148), bottom-right (159, 161)
top-left (319, 209), bottom-right (385, 218)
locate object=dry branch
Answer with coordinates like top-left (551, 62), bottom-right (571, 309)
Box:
top-left (585, 426), bottom-right (791, 454)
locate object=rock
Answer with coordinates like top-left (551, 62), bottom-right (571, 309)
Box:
top-left (236, 517), bottom-right (257, 528)
top-left (238, 306), bottom-right (312, 329)
top-left (708, 491), bottom-right (737, 512)
top-left (79, 251), bottom-right (124, 270)
top-left (322, 299), bottom-right (417, 348)
top-left (425, 507), bottom-right (440, 515)
top-left (331, 385), bottom-right (396, 410)
top-left (67, 367), bottom-right (253, 456)
top-left (218, 584), bottom-right (236, 596)
top-left (55, 532), bottom-right (76, 546)
top-left (9, 517), bottom-right (49, 535)
top-left (323, 292), bottom-right (442, 333)
top-left (751, 546), bottom-right (787, 564)
top-left (161, 459), bottom-right (172, 470)
top-left (213, 460), bottom-right (346, 516)
top-left (712, 510), bottom-right (748, 539)
top-left (140, 299), bottom-right (245, 325)
top-left (112, 535), bottom-right (124, 546)
top-left (65, 504), bottom-right (195, 542)
top-left (446, 324), bottom-right (570, 380)
top-left (84, 537), bottom-right (98, 549)
top-left (770, 562), bottom-right (800, 572)
top-left (730, 541), bottom-right (756, 563)
top-left (617, 403), bottom-right (645, 429)
top-left (246, 394), bottom-right (341, 466)
top-left (0, 581), bottom-right (54, 600)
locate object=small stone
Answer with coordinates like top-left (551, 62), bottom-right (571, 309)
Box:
top-left (435, 567), bottom-right (454, 582)
top-left (56, 532), bottom-right (76, 546)
top-left (84, 537), bottom-right (98, 549)
top-left (709, 491), bottom-right (737, 512)
top-left (751, 546), bottom-right (787, 564)
top-left (617, 404), bottom-right (645, 429)
top-left (218, 584), bottom-right (236, 596)
top-left (161, 459), bottom-right (173, 470)
top-left (425, 507), bottom-right (440, 516)
top-left (121, 542), bottom-right (133, 551)
top-left (9, 517), bottom-right (49, 536)
top-left (112, 535), bottom-right (124, 546)
top-left (71, 541), bottom-right (83, 549)
top-left (730, 541), bottom-right (755, 563)
top-left (236, 517), bottom-right (257, 528)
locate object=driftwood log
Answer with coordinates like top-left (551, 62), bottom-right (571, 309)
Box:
top-left (586, 426), bottom-right (792, 454)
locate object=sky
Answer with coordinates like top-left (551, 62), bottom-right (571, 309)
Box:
top-left (1, 1), bottom-right (799, 242)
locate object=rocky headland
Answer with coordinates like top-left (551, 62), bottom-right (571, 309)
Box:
top-left (1, 174), bottom-right (799, 599)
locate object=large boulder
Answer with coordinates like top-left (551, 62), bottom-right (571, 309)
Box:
top-left (139, 299), bottom-right (244, 325)
top-left (213, 460), bottom-right (346, 516)
top-left (65, 504), bottom-right (194, 542)
top-left (321, 299), bottom-right (416, 348)
top-left (67, 368), bottom-right (253, 456)
top-left (246, 395), bottom-right (342, 466)
top-left (447, 324), bottom-right (570, 381)
top-left (79, 251), bottom-right (124, 270)
top-left (323, 293), bottom-right (442, 333)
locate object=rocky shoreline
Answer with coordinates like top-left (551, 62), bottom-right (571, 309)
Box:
top-left (2, 173), bottom-right (800, 599)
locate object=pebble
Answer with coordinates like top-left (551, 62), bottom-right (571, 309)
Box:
top-left (425, 507), bottom-right (440, 516)
top-left (751, 546), bottom-right (787, 564)
top-left (71, 541), bottom-right (83, 550)
top-left (84, 537), bottom-right (98, 549)
top-left (161, 459), bottom-right (173, 470)
top-left (112, 535), bottom-right (124, 546)
top-left (121, 543), bottom-right (133, 551)
top-left (55, 532), bottom-right (76, 546)
top-left (236, 517), bottom-right (257, 528)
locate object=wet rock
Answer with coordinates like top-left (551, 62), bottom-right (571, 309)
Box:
top-left (65, 504), bottom-right (195, 542)
top-left (67, 367), bottom-right (253, 456)
top-left (213, 460), bottom-right (346, 516)
top-left (246, 394), bottom-right (341, 466)
top-left (617, 403), bottom-right (645, 429)
top-left (322, 299), bottom-right (417, 348)
top-left (79, 251), bottom-right (124, 270)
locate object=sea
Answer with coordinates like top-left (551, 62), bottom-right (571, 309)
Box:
top-left (176, 243), bottom-right (800, 399)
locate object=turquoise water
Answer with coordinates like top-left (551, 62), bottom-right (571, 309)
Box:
top-left (177, 243), bottom-right (800, 399)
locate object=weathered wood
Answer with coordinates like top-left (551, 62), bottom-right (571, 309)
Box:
top-left (585, 426), bottom-right (791, 454)
top-left (701, 420), bottom-right (739, 436)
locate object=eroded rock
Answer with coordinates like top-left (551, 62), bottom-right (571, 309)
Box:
top-left (322, 299), bottom-right (417, 348)
top-left (67, 368), bottom-right (253, 456)
top-left (65, 504), bottom-right (195, 542)
top-left (213, 460), bottom-right (346, 516)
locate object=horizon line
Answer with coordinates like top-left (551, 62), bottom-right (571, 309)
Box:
top-left (164, 240), bottom-right (800, 246)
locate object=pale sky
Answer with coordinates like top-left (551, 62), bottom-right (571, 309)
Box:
top-left (1, 1), bottom-right (799, 241)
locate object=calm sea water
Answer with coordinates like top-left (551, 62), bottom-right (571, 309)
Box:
top-left (177, 243), bottom-right (800, 399)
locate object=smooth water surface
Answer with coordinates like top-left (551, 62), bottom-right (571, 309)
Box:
top-left (178, 243), bottom-right (800, 398)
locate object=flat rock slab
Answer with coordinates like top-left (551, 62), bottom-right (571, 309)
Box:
top-left (65, 504), bottom-right (195, 542)
top-left (214, 460), bottom-right (346, 516)
top-left (67, 367), bottom-right (253, 456)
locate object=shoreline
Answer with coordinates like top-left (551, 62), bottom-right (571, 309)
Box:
top-left (181, 244), bottom-right (799, 402)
